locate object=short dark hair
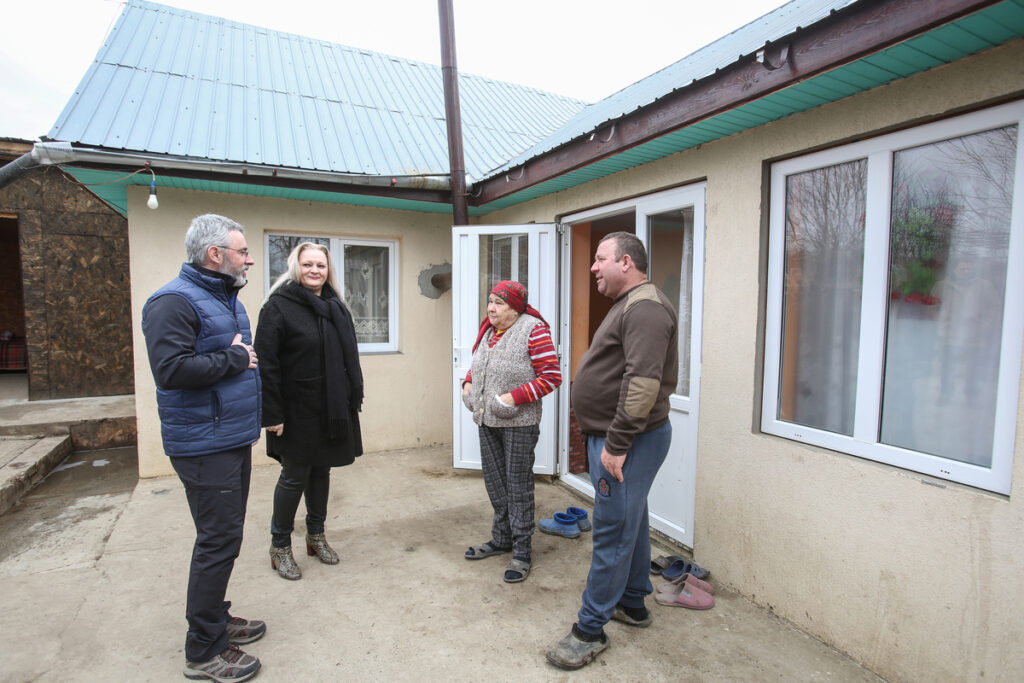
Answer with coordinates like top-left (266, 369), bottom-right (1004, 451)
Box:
top-left (600, 231), bottom-right (648, 273)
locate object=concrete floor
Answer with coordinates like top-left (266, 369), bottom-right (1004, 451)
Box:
top-left (0, 440), bottom-right (884, 682)
top-left (0, 371), bottom-right (27, 403)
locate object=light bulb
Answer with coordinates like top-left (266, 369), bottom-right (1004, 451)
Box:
top-left (147, 180), bottom-right (159, 209)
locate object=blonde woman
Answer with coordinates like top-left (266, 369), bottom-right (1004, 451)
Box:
top-left (254, 243), bottom-right (364, 580)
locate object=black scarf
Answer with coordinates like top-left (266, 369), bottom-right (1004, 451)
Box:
top-left (291, 282), bottom-right (364, 440)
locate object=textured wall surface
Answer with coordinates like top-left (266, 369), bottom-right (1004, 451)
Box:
top-left (481, 40), bottom-right (1024, 683)
top-left (0, 166), bottom-right (133, 399)
top-left (126, 187), bottom-right (453, 477)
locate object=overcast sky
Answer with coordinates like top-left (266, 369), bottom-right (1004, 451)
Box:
top-left (0, 0), bottom-right (786, 141)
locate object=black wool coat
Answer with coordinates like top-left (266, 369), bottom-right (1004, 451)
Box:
top-left (254, 283), bottom-right (363, 467)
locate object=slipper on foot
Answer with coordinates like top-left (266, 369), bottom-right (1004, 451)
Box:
top-left (611, 605), bottom-right (652, 628)
top-left (465, 541), bottom-right (512, 560)
top-left (504, 558), bottom-right (531, 583)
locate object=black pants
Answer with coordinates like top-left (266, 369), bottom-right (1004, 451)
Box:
top-left (171, 447), bottom-right (252, 662)
top-left (271, 456), bottom-right (331, 548)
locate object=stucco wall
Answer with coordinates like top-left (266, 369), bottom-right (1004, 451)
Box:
top-left (128, 190), bottom-right (453, 478)
top-left (483, 40), bottom-right (1024, 682)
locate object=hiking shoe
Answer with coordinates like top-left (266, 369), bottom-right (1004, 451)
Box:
top-left (545, 625), bottom-right (609, 670)
top-left (184, 646), bottom-right (261, 682)
top-left (226, 615), bottom-right (266, 645)
top-left (611, 604), bottom-right (652, 628)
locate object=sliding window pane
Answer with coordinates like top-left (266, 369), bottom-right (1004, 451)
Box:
top-left (778, 160), bottom-right (867, 435)
top-left (880, 126), bottom-right (1017, 466)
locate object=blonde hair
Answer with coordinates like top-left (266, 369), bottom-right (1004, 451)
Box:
top-left (269, 242), bottom-right (341, 297)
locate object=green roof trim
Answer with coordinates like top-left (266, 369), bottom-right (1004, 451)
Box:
top-left (62, 168), bottom-right (479, 217)
top-left (477, 0), bottom-right (1024, 211)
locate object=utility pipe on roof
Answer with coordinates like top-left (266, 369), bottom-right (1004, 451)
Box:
top-left (0, 150), bottom-right (42, 189)
top-left (438, 0), bottom-right (469, 226)
top-left (0, 141), bottom-right (453, 191)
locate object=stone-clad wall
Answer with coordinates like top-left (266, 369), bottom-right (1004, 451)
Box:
top-left (0, 165), bottom-right (133, 399)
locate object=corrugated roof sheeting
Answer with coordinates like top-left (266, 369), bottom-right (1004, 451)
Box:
top-left (485, 0), bottom-right (862, 178)
top-left (47, 0), bottom-right (1024, 215)
top-left (48, 0), bottom-right (586, 180)
top-left (482, 0), bottom-right (1024, 209)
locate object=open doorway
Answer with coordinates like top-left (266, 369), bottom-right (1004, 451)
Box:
top-left (565, 212), bottom-right (635, 476)
top-left (0, 215), bottom-right (28, 402)
top-left (559, 184), bottom-right (706, 547)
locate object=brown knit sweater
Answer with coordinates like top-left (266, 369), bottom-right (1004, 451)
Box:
top-left (570, 282), bottom-right (678, 455)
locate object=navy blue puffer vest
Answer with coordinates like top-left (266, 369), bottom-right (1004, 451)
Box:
top-left (144, 264), bottom-right (261, 456)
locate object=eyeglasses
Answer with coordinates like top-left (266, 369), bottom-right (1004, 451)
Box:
top-left (217, 246), bottom-right (250, 258)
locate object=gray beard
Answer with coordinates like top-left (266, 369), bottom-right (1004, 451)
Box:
top-left (216, 262), bottom-right (247, 288)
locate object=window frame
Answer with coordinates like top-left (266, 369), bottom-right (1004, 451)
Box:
top-left (762, 100), bottom-right (1024, 494)
top-left (263, 232), bottom-right (399, 354)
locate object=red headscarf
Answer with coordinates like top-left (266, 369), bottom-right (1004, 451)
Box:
top-left (471, 280), bottom-right (550, 352)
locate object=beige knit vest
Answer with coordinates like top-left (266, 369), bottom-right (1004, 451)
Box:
top-left (469, 314), bottom-right (543, 427)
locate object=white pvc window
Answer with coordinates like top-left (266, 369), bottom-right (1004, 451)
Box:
top-left (264, 233), bottom-right (399, 353)
top-left (762, 101), bottom-right (1024, 494)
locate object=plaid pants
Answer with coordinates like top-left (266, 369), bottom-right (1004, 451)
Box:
top-left (478, 424), bottom-right (540, 558)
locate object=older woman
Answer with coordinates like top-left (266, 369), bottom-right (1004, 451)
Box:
top-left (254, 242), bottom-right (364, 581)
top-left (461, 280), bottom-right (561, 583)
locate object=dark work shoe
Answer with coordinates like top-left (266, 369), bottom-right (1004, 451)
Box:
top-left (226, 615), bottom-right (266, 645)
top-left (611, 604), bottom-right (652, 628)
top-left (184, 646), bottom-right (260, 682)
top-left (545, 626), bottom-right (609, 670)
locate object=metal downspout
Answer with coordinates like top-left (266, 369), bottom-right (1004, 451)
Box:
top-left (438, 0), bottom-right (469, 226)
top-left (0, 151), bottom-right (42, 190)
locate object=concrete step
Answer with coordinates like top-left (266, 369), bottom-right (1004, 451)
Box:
top-left (0, 435), bottom-right (73, 516)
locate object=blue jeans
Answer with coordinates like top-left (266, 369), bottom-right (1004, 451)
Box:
top-left (577, 421), bottom-right (672, 634)
top-left (171, 447), bottom-right (252, 662)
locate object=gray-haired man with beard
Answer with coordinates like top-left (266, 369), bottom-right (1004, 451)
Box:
top-left (143, 214), bottom-right (265, 682)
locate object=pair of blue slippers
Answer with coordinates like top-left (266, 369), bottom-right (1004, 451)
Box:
top-left (538, 506), bottom-right (591, 538)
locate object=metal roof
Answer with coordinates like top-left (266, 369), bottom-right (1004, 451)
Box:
top-left (480, 0), bottom-right (1024, 210)
top-left (485, 0), bottom-right (860, 178)
top-left (47, 0), bottom-right (585, 181)
top-left (44, 0), bottom-right (1024, 216)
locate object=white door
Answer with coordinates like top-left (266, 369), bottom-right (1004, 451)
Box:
top-left (560, 184), bottom-right (705, 547)
top-left (452, 224), bottom-right (560, 473)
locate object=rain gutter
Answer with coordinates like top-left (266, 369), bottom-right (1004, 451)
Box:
top-left (0, 141), bottom-right (452, 192)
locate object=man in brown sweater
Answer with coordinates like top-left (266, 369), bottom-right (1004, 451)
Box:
top-left (546, 231), bottom-right (678, 670)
